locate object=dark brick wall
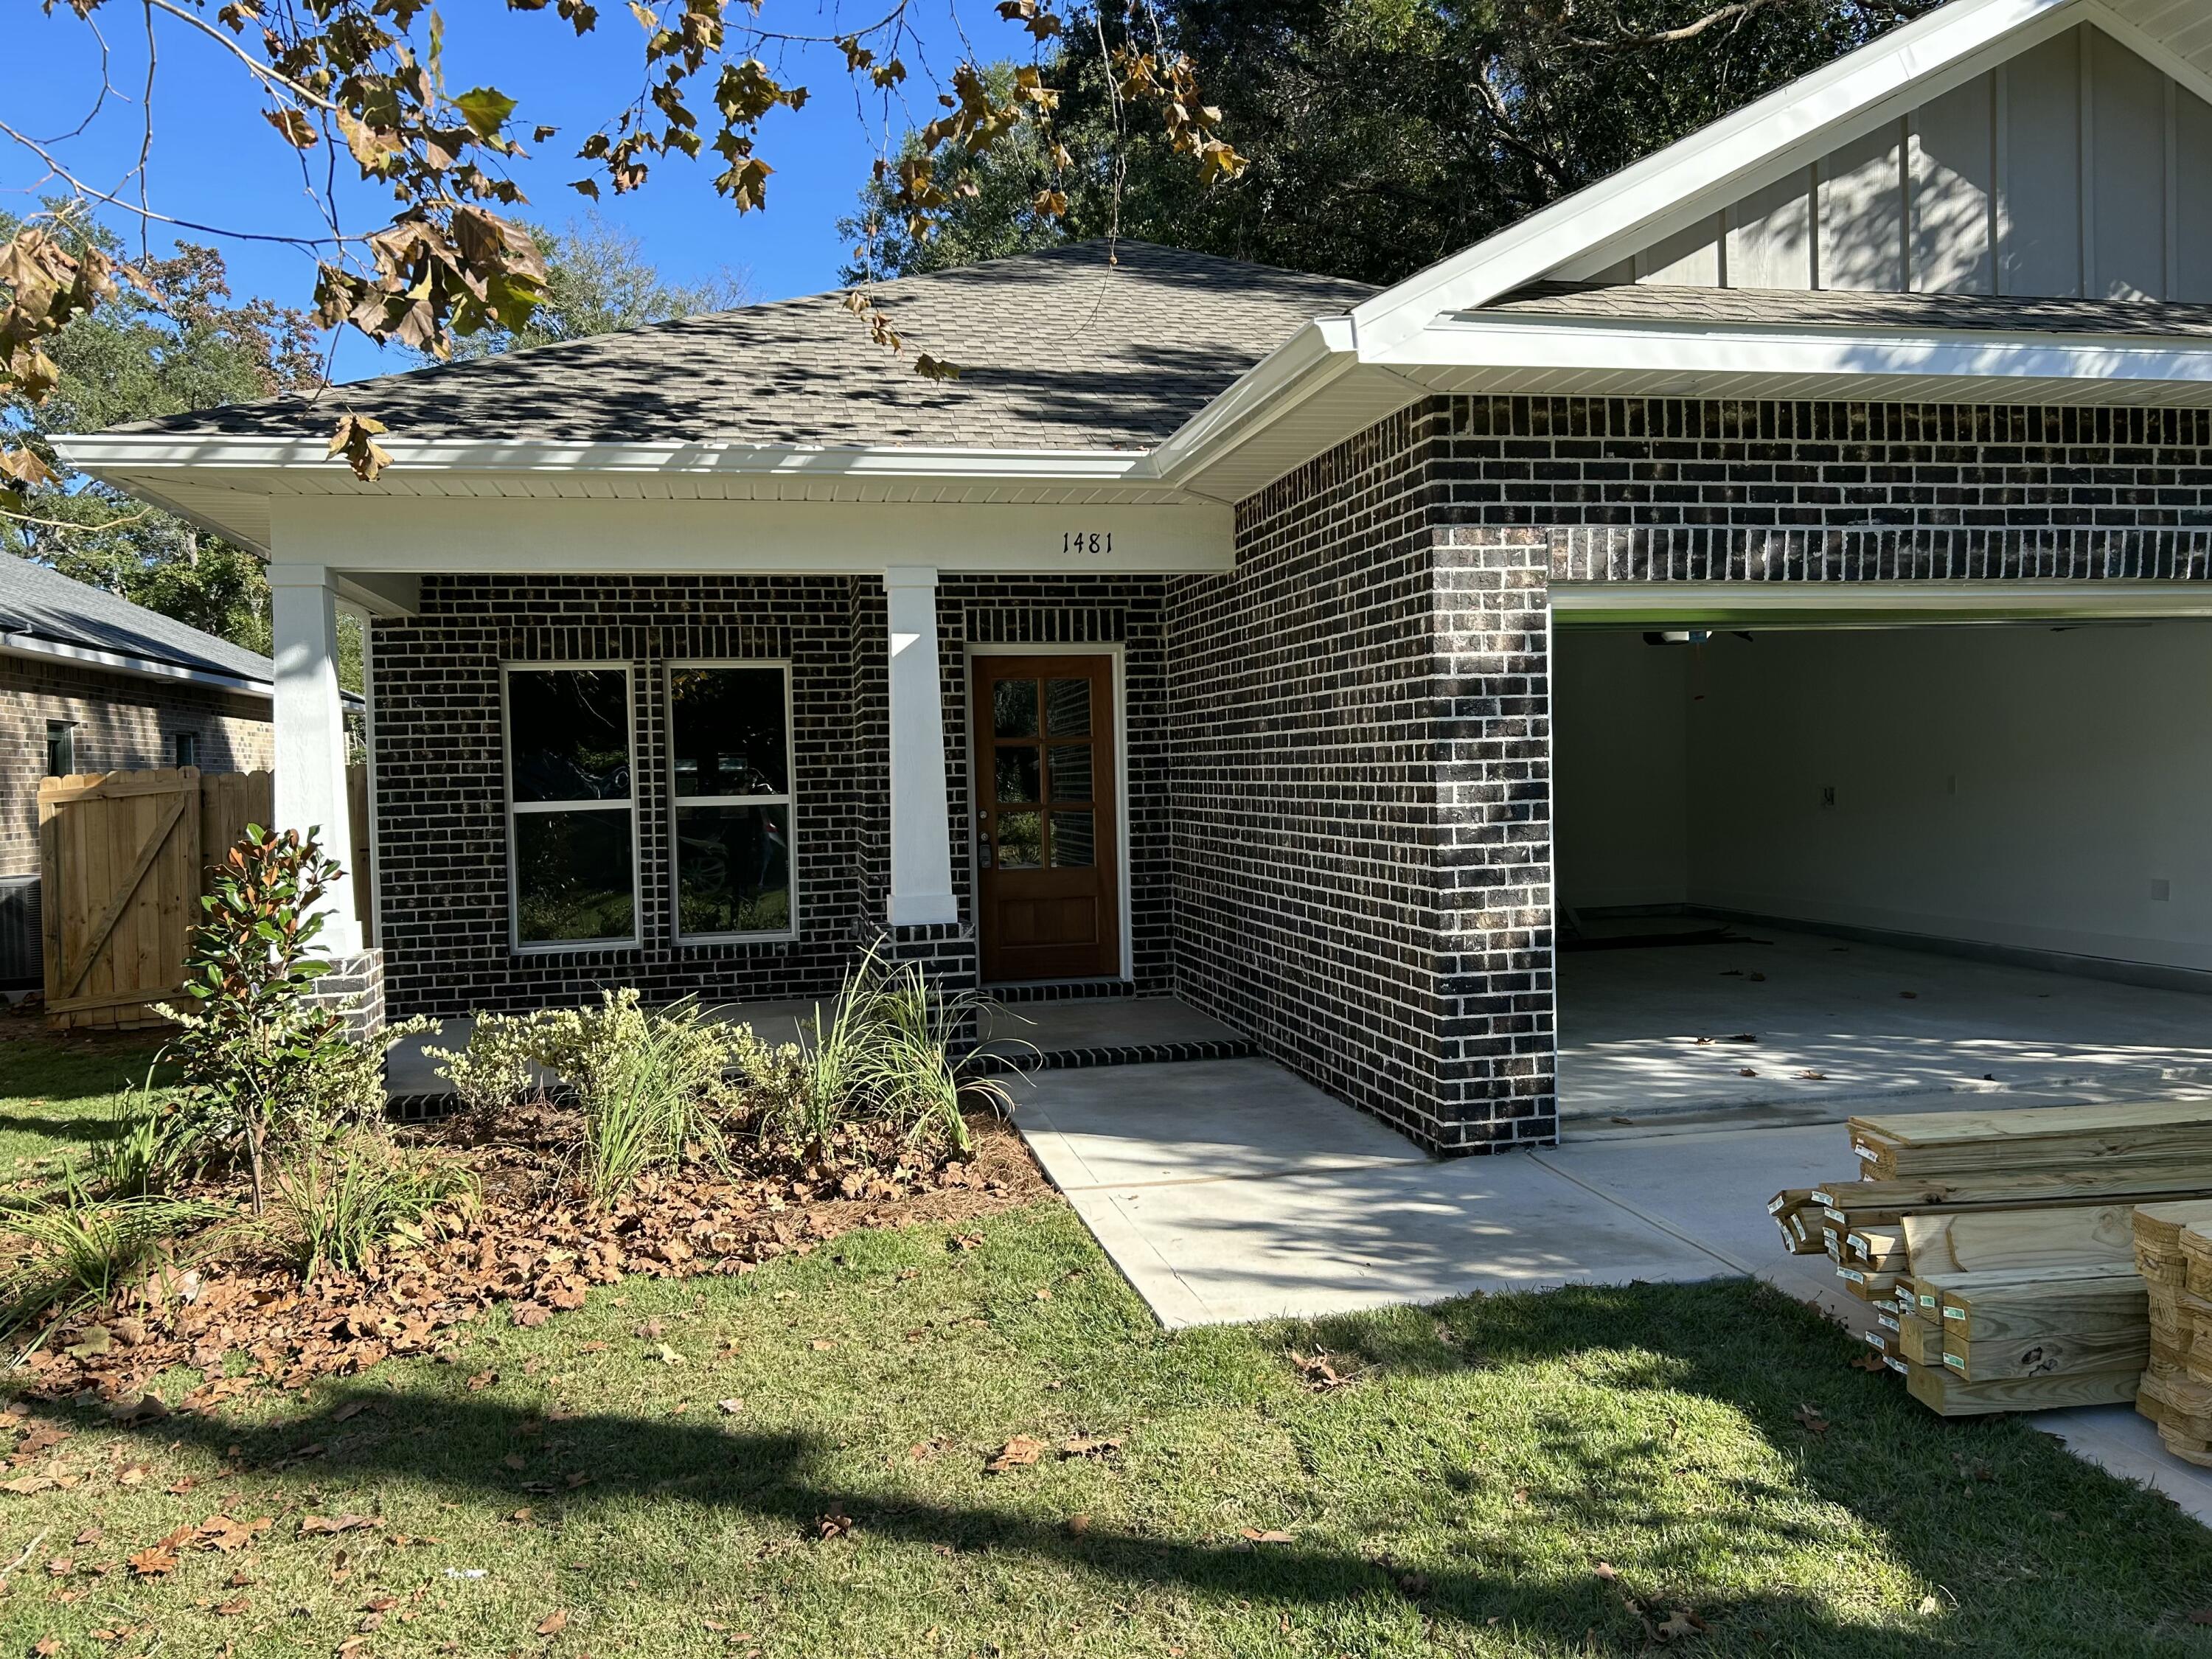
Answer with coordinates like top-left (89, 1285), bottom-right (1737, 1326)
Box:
top-left (1164, 406), bottom-right (1523, 1148)
top-left (1172, 394), bottom-right (2212, 1154)
top-left (1432, 397), bottom-right (2212, 577)
top-left (1, 658), bottom-right (271, 880)
top-left (369, 573), bottom-right (1169, 1018)
top-left (362, 395), bottom-right (2212, 1150)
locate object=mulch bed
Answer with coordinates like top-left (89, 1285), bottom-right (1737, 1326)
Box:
top-left (5, 1106), bottom-right (1052, 1414)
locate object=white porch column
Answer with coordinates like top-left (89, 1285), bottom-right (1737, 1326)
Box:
top-left (883, 566), bottom-right (959, 926)
top-left (268, 563), bottom-right (364, 955)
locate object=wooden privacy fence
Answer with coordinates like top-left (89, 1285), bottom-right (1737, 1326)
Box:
top-left (38, 765), bottom-right (372, 1031)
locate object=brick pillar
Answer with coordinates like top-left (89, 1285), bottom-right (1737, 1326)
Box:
top-left (310, 947), bottom-right (386, 1041)
top-left (1429, 527), bottom-right (1556, 1150)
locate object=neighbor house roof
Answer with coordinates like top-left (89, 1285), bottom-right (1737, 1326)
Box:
top-left (110, 241), bottom-right (1377, 453)
top-left (0, 555), bottom-right (276, 693)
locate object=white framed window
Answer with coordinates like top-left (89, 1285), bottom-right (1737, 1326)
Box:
top-left (501, 664), bottom-right (640, 953)
top-left (667, 661), bottom-right (796, 942)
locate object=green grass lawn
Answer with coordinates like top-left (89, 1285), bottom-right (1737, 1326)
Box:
top-left (7, 1051), bottom-right (2212, 1655)
top-left (0, 1029), bottom-right (167, 1181)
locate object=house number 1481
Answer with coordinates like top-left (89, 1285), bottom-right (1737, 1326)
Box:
top-left (1063, 531), bottom-right (1113, 555)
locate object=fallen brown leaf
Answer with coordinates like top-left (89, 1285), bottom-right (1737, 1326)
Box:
top-left (536, 1610), bottom-right (568, 1637)
top-left (1060, 1435), bottom-right (1122, 1460)
top-left (467, 1369), bottom-right (499, 1391)
top-left (986, 1436), bottom-right (1046, 1473)
top-left (215, 1596), bottom-right (251, 1616)
top-left (126, 1547), bottom-right (177, 1579)
top-left (1239, 1528), bottom-right (1294, 1545)
top-left (715, 1399), bottom-right (744, 1415)
top-left (299, 1514), bottom-right (378, 1537)
top-left (1793, 1404), bottom-right (1830, 1436)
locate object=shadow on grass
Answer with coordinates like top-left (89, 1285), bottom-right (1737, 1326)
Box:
top-left (47, 1277), bottom-right (2212, 1655)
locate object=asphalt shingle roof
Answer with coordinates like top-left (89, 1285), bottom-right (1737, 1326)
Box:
top-left (115, 241), bottom-right (1377, 451)
top-left (1485, 281), bottom-right (2212, 337)
top-left (0, 556), bottom-right (274, 686)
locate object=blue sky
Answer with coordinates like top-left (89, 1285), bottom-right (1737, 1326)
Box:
top-left (4, 1), bottom-right (1014, 382)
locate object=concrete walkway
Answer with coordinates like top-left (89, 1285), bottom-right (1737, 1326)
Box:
top-left (1013, 1055), bottom-right (2212, 1524)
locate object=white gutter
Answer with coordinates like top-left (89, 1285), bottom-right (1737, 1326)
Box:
top-left (0, 630), bottom-right (274, 700)
top-left (1385, 313), bottom-right (2212, 392)
top-left (52, 433), bottom-right (1157, 483)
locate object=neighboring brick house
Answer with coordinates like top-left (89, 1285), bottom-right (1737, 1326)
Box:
top-left (58, 0), bottom-right (2212, 1152)
top-left (0, 557), bottom-right (276, 984)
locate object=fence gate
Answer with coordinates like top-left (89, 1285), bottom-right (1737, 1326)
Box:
top-left (37, 766), bottom-right (368, 1031)
top-left (39, 766), bottom-right (209, 1031)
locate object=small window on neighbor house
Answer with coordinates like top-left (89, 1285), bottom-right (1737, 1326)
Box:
top-left (173, 732), bottom-right (198, 770)
top-left (45, 721), bottom-right (74, 778)
top-left (504, 666), bottom-right (638, 950)
top-left (668, 664), bottom-right (794, 940)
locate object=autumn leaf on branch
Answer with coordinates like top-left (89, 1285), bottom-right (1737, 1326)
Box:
top-left (327, 413), bottom-right (394, 484)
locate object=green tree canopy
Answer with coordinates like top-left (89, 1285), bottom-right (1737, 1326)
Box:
top-left (848, 0), bottom-right (1942, 288)
top-left (1, 203), bottom-right (322, 655)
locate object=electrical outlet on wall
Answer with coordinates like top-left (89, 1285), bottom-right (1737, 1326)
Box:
top-left (1821, 785), bottom-right (1837, 808)
top-left (2152, 878), bottom-right (2174, 902)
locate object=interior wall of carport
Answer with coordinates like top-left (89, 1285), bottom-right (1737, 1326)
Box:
top-left (1553, 622), bottom-right (2212, 974)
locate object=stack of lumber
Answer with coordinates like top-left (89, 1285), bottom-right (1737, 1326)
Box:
top-left (2129, 1200), bottom-right (2212, 1465)
top-left (1769, 1099), bottom-right (2212, 1417)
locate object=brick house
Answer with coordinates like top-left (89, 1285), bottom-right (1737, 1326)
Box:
top-left (58, 0), bottom-right (2212, 1152)
top-left (1, 557), bottom-right (276, 984)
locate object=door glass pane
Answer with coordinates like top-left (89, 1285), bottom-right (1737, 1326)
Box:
top-left (669, 667), bottom-right (787, 796)
top-left (675, 803), bottom-right (792, 935)
top-left (509, 669), bottom-right (630, 801)
top-left (998, 810), bottom-right (1042, 869)
top-left (515, 809), bottom-right (634, 943)
top-left (995, 747), bottom-right (1040, 804)
top-left (1047, 743), bottom-right (1092, 803)
top-left (1049, 811), bottom-right (1095, 869)
top-left (1046, 678), bottom-right (1091, 737)
top-left (992, 678), bottom-right (1040, 738)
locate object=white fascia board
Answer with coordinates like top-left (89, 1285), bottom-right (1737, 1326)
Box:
top-left (1346, 0), bottom-right (2080, 357)
top-left (1387, 313), bottom-right (2212, 395)
top-left (1134, 316), bottom-right (1365, 486)
top-left (53, 432), bottom-right (1154, 486)
top-left (0, 630), bottom-right (274, 699)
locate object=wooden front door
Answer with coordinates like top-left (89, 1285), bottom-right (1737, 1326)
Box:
top-left (972, 655), bottom-right (1119, 982)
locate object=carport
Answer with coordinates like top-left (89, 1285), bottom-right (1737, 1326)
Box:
top-left (1550, 580), bottom-right (2212, 1130)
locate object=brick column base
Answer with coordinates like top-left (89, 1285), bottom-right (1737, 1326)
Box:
top-left (310, 948), bottom-right (386, 1041)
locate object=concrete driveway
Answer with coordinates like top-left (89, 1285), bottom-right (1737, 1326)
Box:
top-left (1013, 1055), bottom-right (2212, 1524)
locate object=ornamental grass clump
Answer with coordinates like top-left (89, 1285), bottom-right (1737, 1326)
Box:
top-left (268, 1130), bottom-right (479, 1281)
top-left (0, 1179), bottom-right (225, 1340)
